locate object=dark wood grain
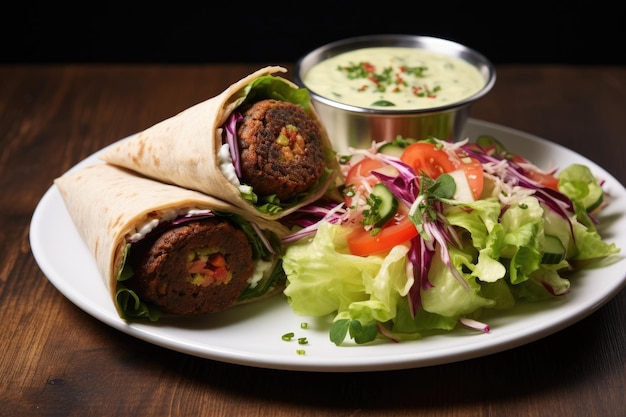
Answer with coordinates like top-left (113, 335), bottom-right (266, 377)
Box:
top-left (1, 63), bottom-right (625, 417)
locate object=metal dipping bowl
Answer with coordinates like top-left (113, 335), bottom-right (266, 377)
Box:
top-left (294, 34), bottom-right (496, 154)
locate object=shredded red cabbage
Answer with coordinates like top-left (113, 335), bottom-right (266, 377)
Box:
top-left (280, 199), bottom-right (347, 243)
top-left (168, 211), bottom-right (214, 226)
top-left (143, 210), bottom-right (275, 256)
top-left (460, 317), bottom-right (490, 333)
top-left (223, 112), bottom-right (243, 178)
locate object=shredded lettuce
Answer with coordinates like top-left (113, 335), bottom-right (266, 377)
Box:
top-left (242, 75), bottom-right (313, 110)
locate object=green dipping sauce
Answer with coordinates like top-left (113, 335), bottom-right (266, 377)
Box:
top-left (303, 47), bottom-right (486, 110)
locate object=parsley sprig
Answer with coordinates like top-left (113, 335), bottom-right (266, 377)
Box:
top-left (362, 193), bottom-right (385, 230)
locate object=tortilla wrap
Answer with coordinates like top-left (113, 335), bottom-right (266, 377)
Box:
top-left (100, 66), bottom-right (340, 220)
top-left (55, 163), bottom-right (291, 320)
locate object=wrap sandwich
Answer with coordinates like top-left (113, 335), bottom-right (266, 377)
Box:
top-left (100, 66), bottom-right (340, 220)
top-left (54, 163), bottom-right (290, 321)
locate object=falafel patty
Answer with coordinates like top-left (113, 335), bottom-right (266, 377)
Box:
top-left (125, 218), bottom-right (254, 315)
top-left (237, 99), bottom-right (326, 202)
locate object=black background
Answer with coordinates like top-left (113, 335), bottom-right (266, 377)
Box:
top-left (3, 3), bottom-right (624, 65)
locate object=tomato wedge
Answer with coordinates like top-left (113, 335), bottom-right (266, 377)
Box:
top-left (401, 142), bottom-right (484, 200)
top-left (347, 215), bottom-right (418, 256)
top-left (511, 153), bottom-right (559, 191)
top-left (400, 142), bottom-right (456, 179)
top-left (343, 157), bottom-right (388, 206)
top-left (526, 169), bottom-right (560, 190)
top-left (456, 154), bottom-right (484, 200)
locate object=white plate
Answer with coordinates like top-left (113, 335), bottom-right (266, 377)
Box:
top-left (30, 119), bottom-right (626, 372)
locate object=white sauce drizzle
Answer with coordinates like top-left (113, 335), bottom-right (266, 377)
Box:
top-left (248, 260), bottom-right (272, 288)
top-left (217, 142), bottom-right (241, 187)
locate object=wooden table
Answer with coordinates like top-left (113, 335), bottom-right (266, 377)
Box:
top-left (2, 63), bottom-right (625, 417)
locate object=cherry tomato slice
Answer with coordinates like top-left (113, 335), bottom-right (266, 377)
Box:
top-left (400, 142), bottom-right (456, 179)
top-left (457, 155), bottom-right (484, 200)
top-left (343, 157), bottom-right (387, 206)
top-left (347, 215), bottom-right (418, 256)
top-left (510, 152), bottom-right (559, 191)
top-left (526, 170), bottom-right (560, 190)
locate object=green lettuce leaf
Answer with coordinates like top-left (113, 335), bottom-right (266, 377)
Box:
top-left (282, 222), bottom-right (412, 344)
top-left (420, 246), bottom-right (496, 318)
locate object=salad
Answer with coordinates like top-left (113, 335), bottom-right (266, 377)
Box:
top-left (279, 135), bottom-right (620, 346)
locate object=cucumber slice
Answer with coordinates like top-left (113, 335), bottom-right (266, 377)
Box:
top-left (378, 143), bottom-right (406, 158)
top-left (378, 138), bottom-right (417, 158)
top-left (370, 183), bottom-right (399, 227)
top-left (542, 234), bottom-right (566, 264)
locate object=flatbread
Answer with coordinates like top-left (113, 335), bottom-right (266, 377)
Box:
top-left (100, 66), bottom-right (340, 220)
top-left (55, 162), bottom-right (290, 319)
